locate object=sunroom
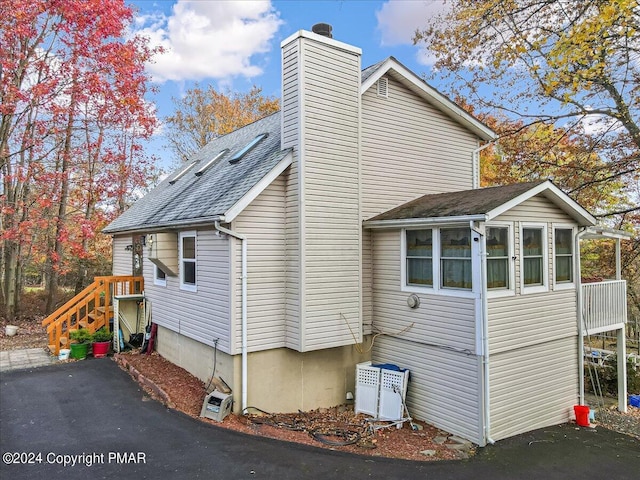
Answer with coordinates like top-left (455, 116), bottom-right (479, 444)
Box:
top-left (363, 180), bottom-right (629, 445)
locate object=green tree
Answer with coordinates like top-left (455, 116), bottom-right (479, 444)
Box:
top-left (415, 0), bottom-right (639, 218)
top-left (165, 85), bottom-right (280, 164)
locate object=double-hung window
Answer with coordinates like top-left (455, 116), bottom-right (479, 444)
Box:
top-left (406, 230), bottom-right (433, 287)
top-left (522, 225), bottom-right (547, 292)
top-left (180, 231), bottom-right (197, 291)
top-left (554, 228), bottom-right (574, 285)
top-left (486, 226), bottom-right (510, 289)
top-left (440, 228), bottom-right (472, 289)
top-left (404, 227), bottom-right (473, 293)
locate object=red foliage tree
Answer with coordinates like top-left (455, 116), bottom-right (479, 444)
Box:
top-left (1, 0), bottom-right (161, 319)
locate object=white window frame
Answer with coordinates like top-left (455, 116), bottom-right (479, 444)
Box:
top-left (179, 230), bottom-right (197, 292)
top-left (486, 222), bottom-right (515, 298)
top-left (552, 225), bottom-right (576, 290)
top-left (401, 227), bottom-right (477, 299)
top-left (520, 223), bottom-right (548, 294)
top-left (154, 264), bottom-right (167, 287)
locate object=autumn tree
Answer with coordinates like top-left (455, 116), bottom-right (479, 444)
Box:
top-left (0, 0), bottom-right (160, 319)
top-left (415, 0), bottom-right (639, 219)
top-left (165, 84), bottom-right (280, 164)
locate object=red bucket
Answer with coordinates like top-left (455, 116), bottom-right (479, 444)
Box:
top-left (573, 405), bottom-right (590, 427)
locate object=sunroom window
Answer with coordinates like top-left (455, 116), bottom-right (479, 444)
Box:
top-left (555, 228), bottom-right (573, 283)
top-left (523, 227), bottom-right (544, 286)
top-left (486, 227), bottom-right (509, 289)
top-left (440, 228), bottom-right (472, 289)
top-left (406, 230), bottom-right (433, 286)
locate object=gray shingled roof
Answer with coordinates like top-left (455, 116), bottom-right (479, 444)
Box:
top-left (103, 112), bottom-right (290, 234)
top-left (367, 181), bottom-right (547, 222)
top-left (361, 59), bottom-right (385, 84)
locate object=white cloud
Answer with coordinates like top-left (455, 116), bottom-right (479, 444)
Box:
top-left (376, 0), bottom-right (449, 46)
top-left (134, 1), bottom-right (283, 83)
top-left (578, 112), bottom-right (623, 136)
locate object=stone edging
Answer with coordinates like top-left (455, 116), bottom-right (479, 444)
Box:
top-left (113, 353), bottom-right (176, 409)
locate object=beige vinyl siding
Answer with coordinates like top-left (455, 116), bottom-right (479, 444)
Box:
top-left (143, 228), bottom-right (232, 353)
top-left (372, 229), bottom-right (477, 351)
top-left (281, 40), bottom-right (299, 150)
top-left (301, 39), bottom-right (361, 350)
top-left (112, 236), bottom-right (132, 275)
top-left (282, 33), bottom-right (362, 351)
top-left (360, 77), bottom-right (480, 337)
top-left (487, 194), bottom-right (580, 440)
top-left (370, 228), bottom-right (482, 443)
top-left (489, 337), bottom-right (579, 440)
top-left (360, 76), bottom-right (479, 220)
top-left (233, 175), bottom-right (287, 352)
top-left (495, 195), bottom-right (574, 224)
top-left (373, 336), bottom-right (483, 445)
top-left (282, 38), bottom-right (301, 350)
top-left (488, 290), bottom-right (577, 354)
top-left (494, 194), bottom-right (577, 297)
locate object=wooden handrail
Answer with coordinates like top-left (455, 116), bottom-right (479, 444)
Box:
top-left (42, 276), bottom-right (143, 355)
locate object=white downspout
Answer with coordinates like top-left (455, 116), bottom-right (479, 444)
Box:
top-left (472, 142), bottom-right (495, 189)
top-left (576, 227), bottom-right (588, 406)
top-left (215, 220), bottom-right (248, 411)
top-left (471, 220), bottom-right (495, 445)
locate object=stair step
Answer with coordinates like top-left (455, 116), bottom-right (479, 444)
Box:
top-left (78, 320), bottom-right (90, 328)
top-left (96, 306), bottom-right (113, 314)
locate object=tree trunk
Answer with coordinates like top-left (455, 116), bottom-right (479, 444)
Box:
top-left (45, 76), bottom-right (77, 314)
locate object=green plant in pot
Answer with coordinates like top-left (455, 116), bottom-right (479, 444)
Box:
top-left (69, 328), bottom-right (92, 360)
top-left (91, 328), bottom-right (112, 358)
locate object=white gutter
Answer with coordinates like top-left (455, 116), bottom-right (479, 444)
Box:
top-left (471, 220), bottom-right (495, 445)
top-left (364, 214), bottom-right (487, 230)
top-left (214, 220), bottom-right (248, 411)
top-left (576, 227), bottom-right (588, 407)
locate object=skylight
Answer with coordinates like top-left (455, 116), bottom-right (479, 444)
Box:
top-left (229, 133), bottom-right (268, 164)
top-left (169, 162), bottom-right (196, 185)
top-left (195, 149), bottom-right (229, 176)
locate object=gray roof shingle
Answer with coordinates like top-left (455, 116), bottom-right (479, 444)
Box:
top-left (103, 112), bottom-right (289, 233)
top-left (367, 181), bottom-right (547, 222)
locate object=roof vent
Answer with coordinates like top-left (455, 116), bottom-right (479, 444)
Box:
top-left (377, 77), bottom-right (388, 98)
top-left (312, 23), bottom-right (332, 38)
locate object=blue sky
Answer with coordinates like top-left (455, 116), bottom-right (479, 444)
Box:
top-left (129, 0), bottom-right (450, 169)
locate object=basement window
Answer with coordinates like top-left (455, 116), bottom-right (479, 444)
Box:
top-left (195, 149), bottom-right (229, 176)
top-left (229, 133), bottom-right (268, 164)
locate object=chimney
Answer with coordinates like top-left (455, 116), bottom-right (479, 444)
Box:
top-left (280, 29), bottom-right (363, 351)
top-left (311, 23), bottom-right (332, 38)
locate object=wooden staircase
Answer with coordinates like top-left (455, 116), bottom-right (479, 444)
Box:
top-left (42, 276), bottom-right (144, 355)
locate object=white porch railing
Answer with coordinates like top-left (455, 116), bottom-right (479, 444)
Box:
top-left (581, 280), bottom-right (627, 335)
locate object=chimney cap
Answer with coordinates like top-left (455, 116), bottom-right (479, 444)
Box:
top-left (312, 23), bottom-right (333, 38)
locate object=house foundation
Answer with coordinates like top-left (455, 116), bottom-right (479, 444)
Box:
top-left (156, 325), bottom-right (370, 414)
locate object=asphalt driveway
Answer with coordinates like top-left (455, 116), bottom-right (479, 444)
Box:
top-left (1, 359), bottom-right (638, 480)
